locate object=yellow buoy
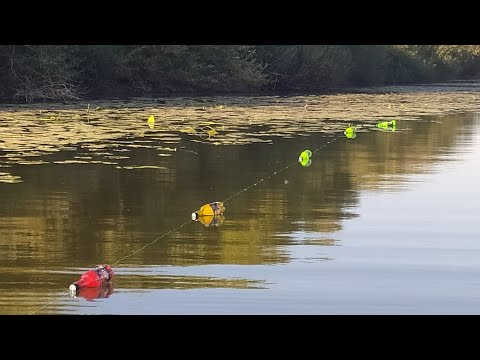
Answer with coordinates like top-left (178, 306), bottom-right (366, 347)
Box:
top-left (192, 201), bottom-right (225, 220)
top-left (147, 116), bottom-right (155, 129)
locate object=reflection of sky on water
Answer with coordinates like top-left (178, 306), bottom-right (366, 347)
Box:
top-left (339, 115), bottom-right (480, 251)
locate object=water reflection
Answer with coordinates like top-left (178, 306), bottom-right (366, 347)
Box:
top-left (70, 282), bottom-right (114, 301)
top-left (114, 269), bottom-right (265, 290)
top-left (195, 214), bottom-right (225, 227)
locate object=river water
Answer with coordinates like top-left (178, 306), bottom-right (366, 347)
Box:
top-left (0, 96), bottom-right (479, 314)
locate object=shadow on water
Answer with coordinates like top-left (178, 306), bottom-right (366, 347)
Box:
top-left (0, 110), bottom-right (477, 314)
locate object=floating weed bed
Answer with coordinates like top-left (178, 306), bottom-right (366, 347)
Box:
top-left (0, 172), bottom-right (23, 184)
top-left (0, 84), bottom-right (479, 169)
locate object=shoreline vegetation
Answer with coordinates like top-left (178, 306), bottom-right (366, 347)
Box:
top-left (2, 45), bottom-right (480, 103)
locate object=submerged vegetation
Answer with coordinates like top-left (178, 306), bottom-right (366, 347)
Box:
top-left (1, 45), bottom-right (480, 103)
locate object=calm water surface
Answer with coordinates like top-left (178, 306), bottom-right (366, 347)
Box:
top-left (1, 111), bottom-right (479, 314)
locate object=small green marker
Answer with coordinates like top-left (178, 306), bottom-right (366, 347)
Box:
top-left (377, 120), bottom-right (396, 130)
top-left (344, 125), bottom-right (357, 139)
top-left (299, 150), bottom-right (312, 167)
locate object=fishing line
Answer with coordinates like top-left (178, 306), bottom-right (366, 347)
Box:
top-left (113, 131), bottom-right (344, 263)
top-left (313, 134), bottom-right (344, 155)
top-left (111, 219), bottom-right (193, 267)
top-left (28, 216), bottom-right (194, 315)
top-left (107, 130), bottom-right (345, 265)
top-left (29, 296), bottom-right (64, 315)
top-left (223, 132), bottom-right (344, 204)
top-left (29, 128), bottom-right (349, 314)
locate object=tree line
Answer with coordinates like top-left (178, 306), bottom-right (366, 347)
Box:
top-left (1, 45), bottom-right (479, 102)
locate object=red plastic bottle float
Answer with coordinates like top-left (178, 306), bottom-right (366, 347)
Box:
top-left (69, 265), bottom-right (115, 295)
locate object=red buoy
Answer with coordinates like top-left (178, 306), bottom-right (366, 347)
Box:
top-left (69, 265), bottom-right (114, 293)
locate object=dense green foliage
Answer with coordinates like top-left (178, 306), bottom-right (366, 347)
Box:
top-left (1, 45), bottom-right (480, 102)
